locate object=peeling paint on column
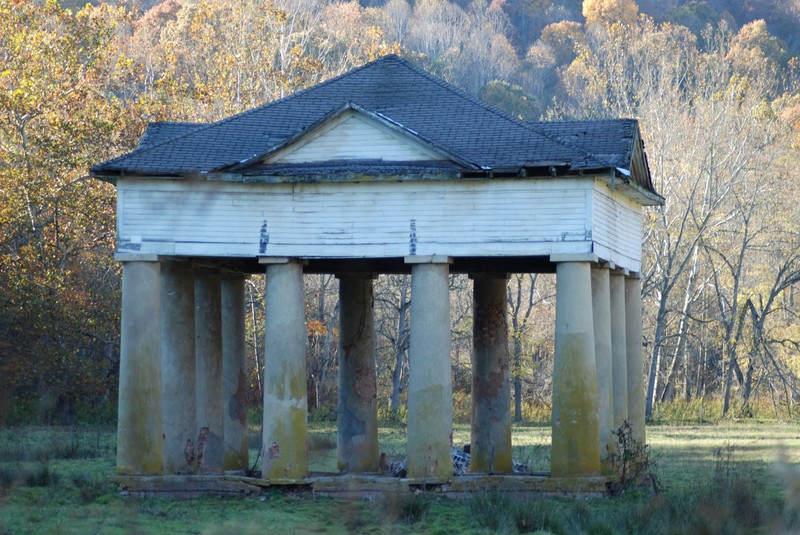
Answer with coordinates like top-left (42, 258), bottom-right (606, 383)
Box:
top-left (337, 276), bottom-right (379, 473)
top-left (263, 262), bottom-right (308, 480)
top-left (471, 277), bottom-right (512, 474)
top-left (184, 438), bottom-right (196, 472)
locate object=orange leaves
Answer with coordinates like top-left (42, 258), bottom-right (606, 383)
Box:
top-left (307, 320), bottom-right (328, 337)
top-left (307, 319), bottom-right (339, 339)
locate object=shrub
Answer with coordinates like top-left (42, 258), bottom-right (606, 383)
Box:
top-left (605, 421), bottom-right (658, 495)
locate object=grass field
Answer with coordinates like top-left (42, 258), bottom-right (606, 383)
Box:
top-left (1, 420), bottom-right (800, 534)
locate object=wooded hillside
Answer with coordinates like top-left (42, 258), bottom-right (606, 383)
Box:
top-left (2, 0), bottom-right (800, 423)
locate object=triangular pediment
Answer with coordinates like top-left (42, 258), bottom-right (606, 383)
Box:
top-left (264, 106), bottom-right (447, 165)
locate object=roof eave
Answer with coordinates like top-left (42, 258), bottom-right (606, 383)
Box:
top-left (597, 170), bottom-right (664, 206)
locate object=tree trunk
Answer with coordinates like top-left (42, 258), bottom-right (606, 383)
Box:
top-left (645, 292), bottom-right (669, 420)
top-left (247, 281), bottom-right (263, 400)
top-left (390, 276), bottom-right (410, 415)
top-left (318, 303), bottom-right (339, 408)
top-left (722, 340), bottom-right (735, 415)
top-left (513, 332), bottom-right (523, 422)
top-left (661, 247), bottom-right (700, 403)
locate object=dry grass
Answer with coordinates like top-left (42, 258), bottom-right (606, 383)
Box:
top-left (3, 421), bottom-right (800, 533)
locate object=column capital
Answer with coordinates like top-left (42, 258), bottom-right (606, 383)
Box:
top-left (258, 256), bottom-right (308, 265)
top-left (404, 255), bottom-right (452, 264)
top-left (592, 261), bottom-right (615, 271)
top-left (550, 253), bottom-right (599, 263)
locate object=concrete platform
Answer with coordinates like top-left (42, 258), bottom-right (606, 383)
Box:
top-left (111, 472), bottom-right (615, 499)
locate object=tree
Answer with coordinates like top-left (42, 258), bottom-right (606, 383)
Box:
top-left (374, 275), bottom-right (412, 416)
top-left (0, 0), bottom-right (139, 422)
top-left (582, 0), bottom-right (639, 27)
top-left (726, 20), bottom-right (786, 86)
top-left (539, 20), bottom-right (586, 66)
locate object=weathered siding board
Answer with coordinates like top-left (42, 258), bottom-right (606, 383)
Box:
top-left (591, 182), bottom-right (642, 271)
top-left (270, 112), bottom-right (440, 163)
top-left (116, 177), bottom-right (639, 266)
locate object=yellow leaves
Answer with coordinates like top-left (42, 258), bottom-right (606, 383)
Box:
top-left (582, 0), bottom-right (639, 28)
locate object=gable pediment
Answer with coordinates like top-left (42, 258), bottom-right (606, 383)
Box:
top-left (264, 107), bottom-right (447, 165)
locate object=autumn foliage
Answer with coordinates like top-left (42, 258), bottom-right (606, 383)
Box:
top-left (2, 0), bottom-right (800, 423)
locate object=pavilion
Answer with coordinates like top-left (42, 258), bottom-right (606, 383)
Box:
top-left (91, 54), bottom-right (663, 495)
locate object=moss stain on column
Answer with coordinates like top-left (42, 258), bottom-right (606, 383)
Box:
top-left (262, 261), bottom-right (308, 480)
top-left (551, 261), bottom-right (600, 478)
top-left (117, 260), bottom-right (164, 476)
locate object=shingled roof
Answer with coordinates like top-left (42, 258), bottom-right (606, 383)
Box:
top-left (91, 54), bottom-right (661, 203)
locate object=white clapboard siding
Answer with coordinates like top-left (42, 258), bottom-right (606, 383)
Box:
top-left (117, 177), bottom-right (610, 262)
top-left (591, 181), bottom-right (643, 271)
top-left (268, 112), bottom-right (441, 163)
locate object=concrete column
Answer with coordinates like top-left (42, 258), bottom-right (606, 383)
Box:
top-left (117, 259), bottom-right (163, 475)
top-left (610, 272), bottom-right (628, 429)
top-left (407, 259), bottom-right (453, 479)
top-left (470, 276), bottom-right (512, 473)
top-left (625, 275), bottom-right (646, 445)
top-left (336, 275), bottom-right (379, 473)
top-left (222, 274), bottom-right (248, 472)
top-left (551, 261), bottom-right (600, 477)
top-left (160, 260), bottom-right (196, 474)
top-left (195, 270), bottom-right (224, 474)
top-left (591, 267), bottom-right (614, 468)
top-left (262, 261), bottom-right (308, 480)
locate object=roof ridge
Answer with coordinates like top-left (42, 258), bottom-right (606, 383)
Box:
top-left (152, 120), bottom-right (202, 126)
top-left (395, 57), bottom-right (591, 160)
top-left (392, 56), bottom-right (626, 168)
top-left (203, 54), bottom-right (401, 135)
top-left (529, 117), bottom-right (636, 126)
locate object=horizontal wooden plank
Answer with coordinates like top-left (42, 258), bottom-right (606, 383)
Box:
top-left (272, 112), bottom-right (440, 163)
top-left (115, 177), bottom-right (641, 262)
top-left (591, 183), bottom-right (642, 270)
